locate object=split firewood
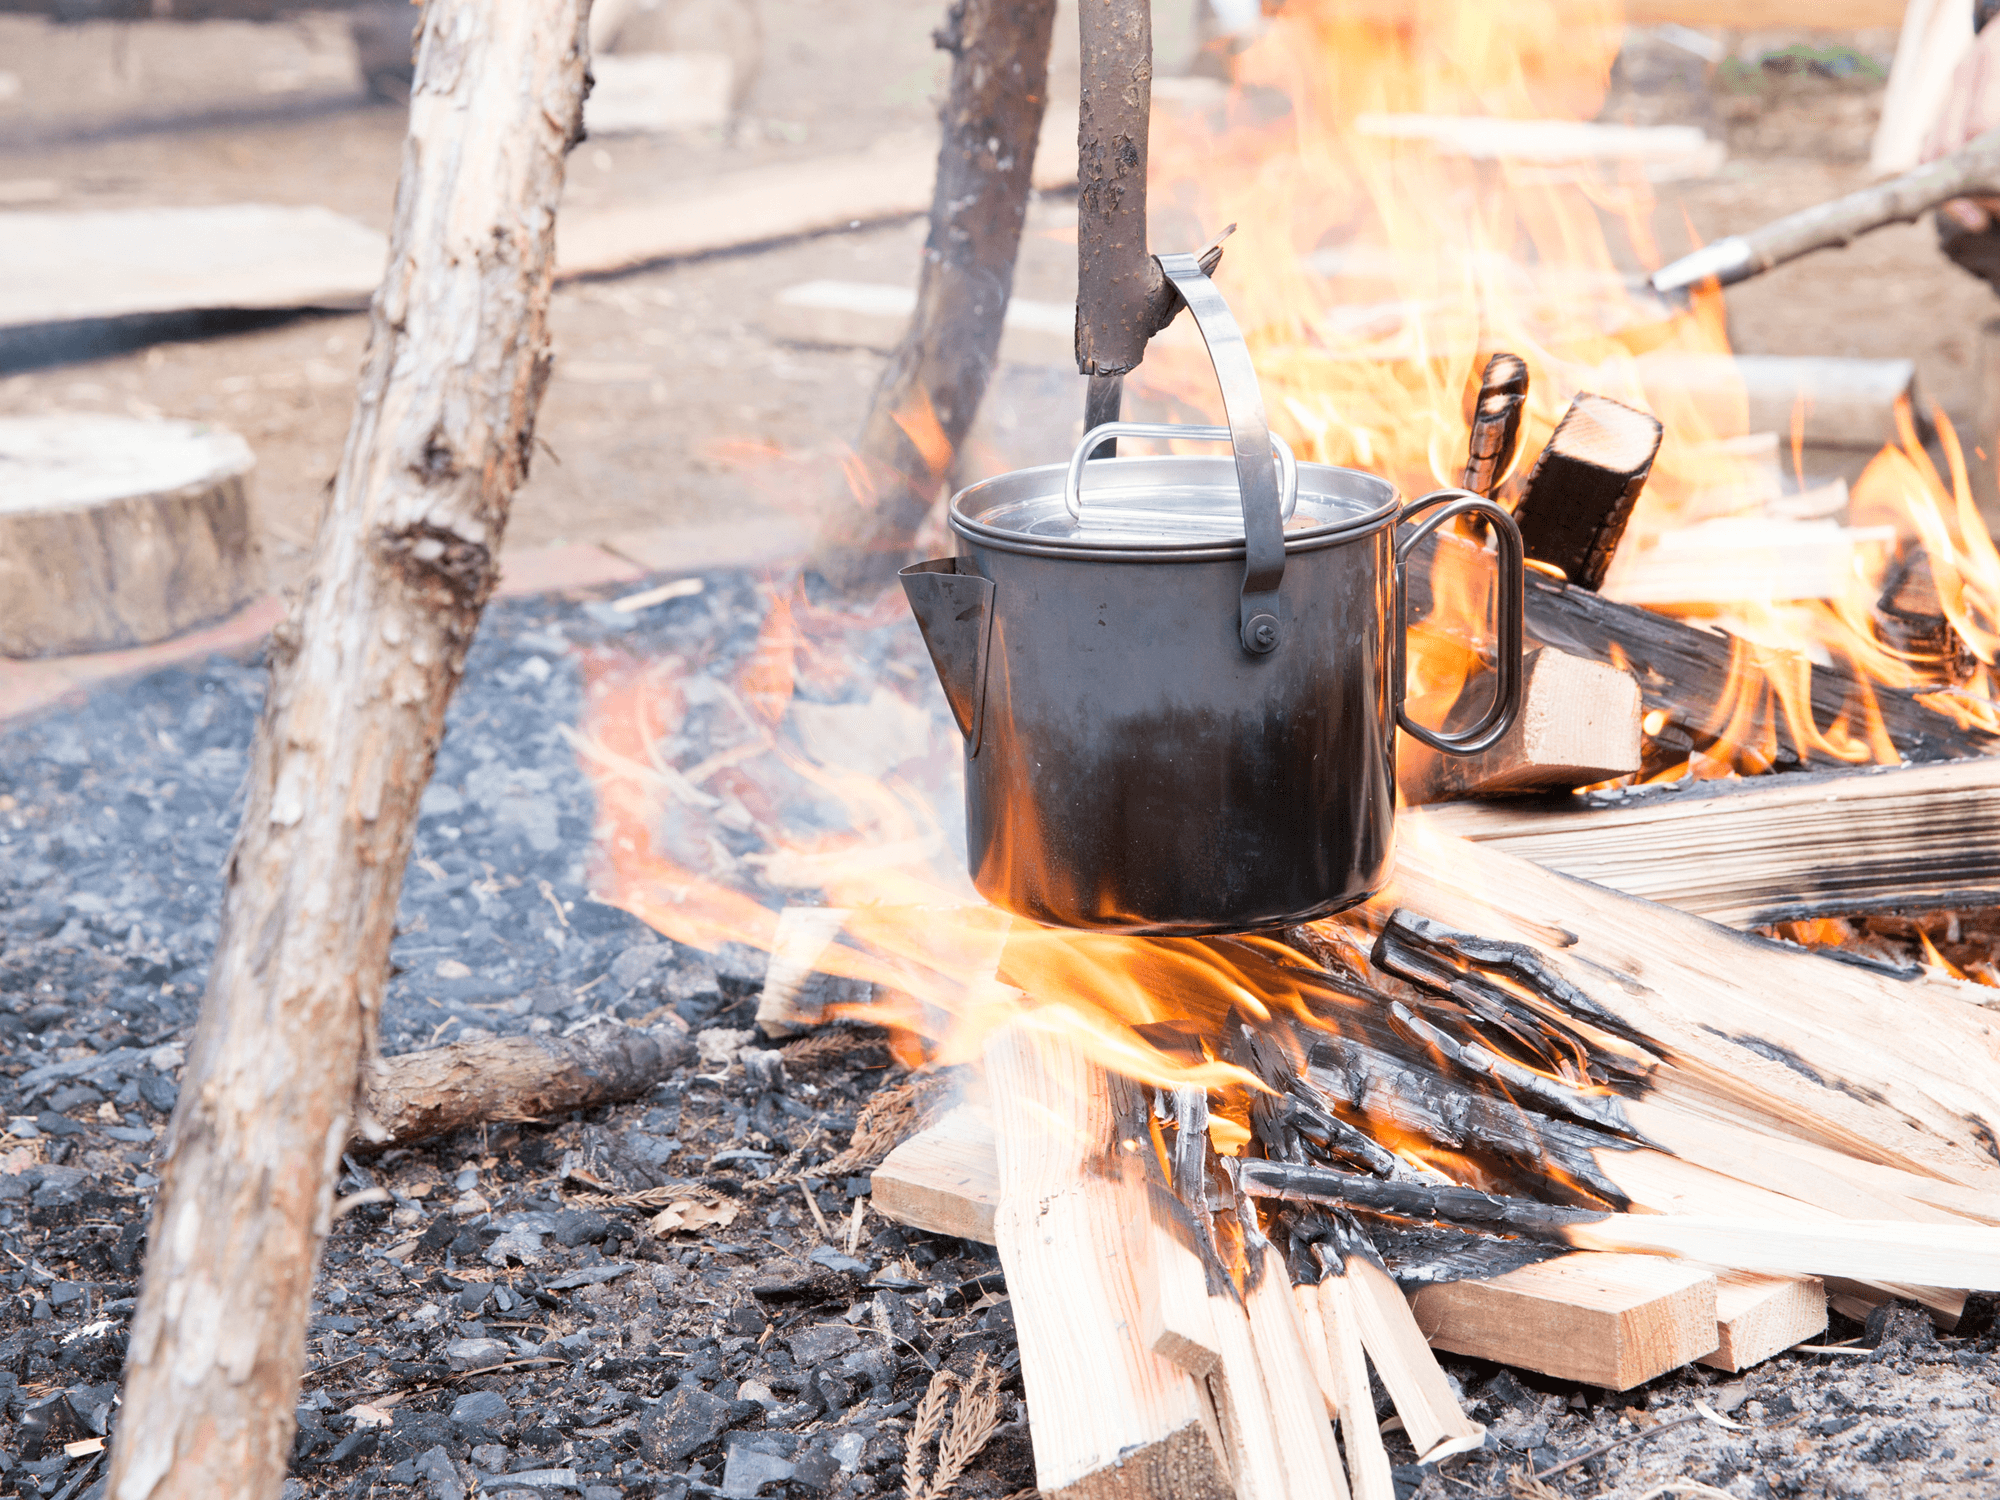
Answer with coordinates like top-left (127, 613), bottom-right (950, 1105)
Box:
top-left (0, 415), bottom-right (261, 657)
top-left (804, 0), bottom-right (1059, 595)
top-left (754, 905), bottom-right (864, 1038)
top-left (1510, 392), bottom-right (1664, 590)
top-left (1237, 1160), bottom-right (2000, 1290)
top-left (108, 5), bottom-right (591, 1498)
top-left (1413, 754), bottom-right (2000, 928)
top-left (1397, 647), bottom-right (1642, 804)
top-left (353, 1021), bottom-right (693, 1151)
top-left (1703, 1272), bottom-right (1830, 1373)
top-left (984, 1027), bottom-right (1234, 1500)
top-left (870, 1102), bottom-right (997, 1243)
top-left (1376, 840), bottom-right (2000, 1181)
top-left (1650, 123), bottom-right (2000, 295)
top-left (1406, 531), bottom-right (1998, 765)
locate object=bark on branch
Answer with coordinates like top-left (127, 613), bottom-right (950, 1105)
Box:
top-left (355, 1022), bottom-right (695, 1151)
top-left (806, 0), bottom-right (1058, 596)
top-left (1651, 125), bottom-right (2000, 293)
top-left (108, 4), bottom-right (590, 1497)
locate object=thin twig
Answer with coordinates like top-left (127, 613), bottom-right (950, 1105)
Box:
top-left (1527, 1413), bottom-right (1701, 1482)
top-left (800, 1182), bottom-right (836, 1242)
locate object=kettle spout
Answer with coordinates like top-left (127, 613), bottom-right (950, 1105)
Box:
top-left (899, 557), bottom-right (995, 753)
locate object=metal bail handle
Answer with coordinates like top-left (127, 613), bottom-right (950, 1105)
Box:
top-left (1155, 252), bottom-right (1288, 655)
top-left (1392, 490), bottom-right (1526, 756)
top-left (1064, 423), bottom-right (1298, 521)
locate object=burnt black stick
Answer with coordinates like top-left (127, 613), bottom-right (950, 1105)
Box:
top-left (1406, 531), bottom-right (1997, 765)
top-left (1236, 1157), bottom-right (1608, 1243)
top-left (807, 0), bottom-right (1060, 595)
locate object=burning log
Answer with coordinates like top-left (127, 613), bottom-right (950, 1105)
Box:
top-left (1377, 838), bottom-right (2000, 1178)
top-left (353, 1021), bottom-right (693, 1150)
top-left (1874, 546), bottom-right (1979, 686)
top-left (1408, 532), bottom-right (1999, 766)
top-left (1238, 1160), bottom-right (2000, 1289)
top-left (805, 0), bottom-right (1059, 595)
top-left (108, 5), bottom-right (590, 1497)
top-left (1510, 392), bottom-right (1664, 590)
top-left (1414, 755), bottom-right (2000, 928)
top-left (1397, 646), bottom-right (1642, 804)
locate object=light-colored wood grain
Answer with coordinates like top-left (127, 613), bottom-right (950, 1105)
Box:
top-left (1383, 831), bottom-right (2000, 1183)
top-left (754, 906), bottom-right (855, 1037)
top-left (1625, 0), bottom-right (1903, 26)
top-left (1399, 647), bottom-right (1641, 804)
top-left (1408, 1253), bottom-right (1719, 1391)
top-left (1244, 1248), bottom-right (1349, 1500)
top-left (0, 416), bottom-right (261, 658)
top-left (870, 1104), bottom-right (999, 1243)
top-left (1299, 1281), bottom-right (1395, 1500)
top-left (1700, 1271), bottom-right (1828, 1372)
top-left (1342, 1254), bottom-right (1487, 1456)
top-left (985, 1028), bottom-right (1233, 1500)
top-left (1202, 1277), bottom-right (1295, 1500)
top-left (1414, 757), bottom-right (2000, 929)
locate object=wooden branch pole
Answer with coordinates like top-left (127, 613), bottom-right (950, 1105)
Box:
top-left (806, 0), bottom-right (1058, 595)
top-left (108, 6), bottom-right (589, 1497)
top-left (1650, 124), bottom-right (2000, 294)
top-left (354, 1022), bottom-right (692, 1151)
top-left (1414, 755), bottom-right (2000, 927)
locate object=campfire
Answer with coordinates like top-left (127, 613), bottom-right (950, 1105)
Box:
top-left (16, 1), bottom-right (2000, 1498)
top-left (559, 3), bottom-right (2000, 1497)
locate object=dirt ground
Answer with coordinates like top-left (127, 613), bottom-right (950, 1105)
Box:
top-left (5, 11), bottom-right (1998, 598)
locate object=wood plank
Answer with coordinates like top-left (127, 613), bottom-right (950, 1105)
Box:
top-left (1398, 648), bottom-right (1641, 804)
top-left (1383, 831), bottom-right (2000, 1181)
top-left (1406, 1253), bottom-right (1719, 1391)
top-left (1414, 757), bottom-right (2000, 928)
top-left (1700, 1271), bottom-right (1828, 1372)
top-left (984, 1027), bottom-right (1233, 1500)
top-left (755, 906), bottom-right (857, 1038)
top-left (869, 1104), bottom-right (997, 1244)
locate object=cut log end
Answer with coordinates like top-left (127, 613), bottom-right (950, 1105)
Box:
top-left (1047, 1422), bottom-right (1235, 1500)
top-left (1399, 647), bottom-right (1642, 804)
top-left (0, 414), bottom-right (261, 658)
top-left (1512, 392), bottom-right (1664, 591)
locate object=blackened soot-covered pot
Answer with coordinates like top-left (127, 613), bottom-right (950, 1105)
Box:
top-left (900, 253), bottom-right (1525, 934)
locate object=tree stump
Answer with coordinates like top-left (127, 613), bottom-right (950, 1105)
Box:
top-left (0, 414), bottom-right (260, 657)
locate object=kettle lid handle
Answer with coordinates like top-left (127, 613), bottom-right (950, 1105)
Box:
top-left (1155, 251), bottom-right (1287, 656)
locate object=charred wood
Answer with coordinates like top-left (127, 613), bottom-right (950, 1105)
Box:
top-left (1510, 392), bottom-right (1663, 589)
top-left (806, 0), bottom-right (1058, 595)
top-left (1460, 353), bottom-right (1529, 498)
top-left (1405, 531), bottom-right (1998, 764)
